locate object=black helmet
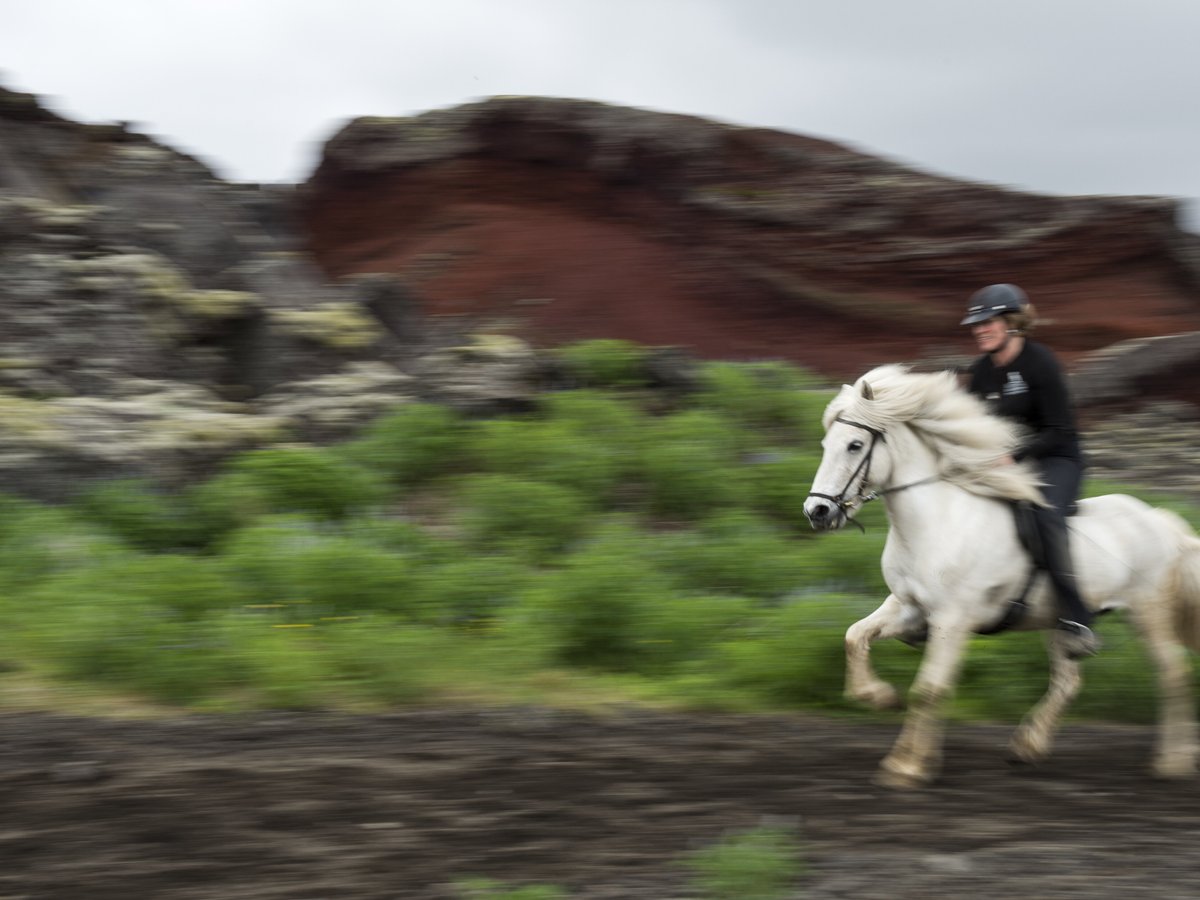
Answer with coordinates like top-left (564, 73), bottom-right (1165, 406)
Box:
top-left (960, 283), bottom-right (1028, 325)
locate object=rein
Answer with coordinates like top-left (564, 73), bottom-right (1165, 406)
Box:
top-left (807, 417), bottom-right (939, 531)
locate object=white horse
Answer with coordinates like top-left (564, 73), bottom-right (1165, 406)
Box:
top-left (803, 364), bottom-right (1200, 789)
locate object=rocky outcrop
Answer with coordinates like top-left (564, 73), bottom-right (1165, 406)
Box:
top-left (0, 85), bottom-right (437, 496)
top-left (303, 96), bottom-right (1200, 381)
top-left (0, 85), bottom-right (421, 402)
top-left (1070, 332), bottom-right (1200, 409)
top-left (3, 86), bottom-right (1200, 502)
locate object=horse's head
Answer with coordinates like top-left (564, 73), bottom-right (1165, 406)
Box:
top-left (804, 378), bottom-right (894, 531)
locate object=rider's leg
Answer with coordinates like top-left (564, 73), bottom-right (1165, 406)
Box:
top-left (1033, 457), bottom-right (1099, 658)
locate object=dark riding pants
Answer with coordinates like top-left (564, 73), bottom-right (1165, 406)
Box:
top-left (1030, 456), bottom-right (1092, 626)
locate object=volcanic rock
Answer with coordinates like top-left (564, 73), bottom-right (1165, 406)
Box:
top-left (303, 96), bottom-right (1200, 381)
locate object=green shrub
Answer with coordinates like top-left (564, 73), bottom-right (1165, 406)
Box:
top-left (505, 524), bottom-right (679, 671)
top-left (417, 556), bottom-right (533, 625)
top-left (556, 339), bottom-right (649, 388)
top-left (219, 518), bottom-right (420, 618)
top-left (637, 410), bottom-right (746, 519)
top-left (215, 616), bottom-right (332, 708)
top-left (686, 826), bottom-right (805, 900)
top-left (218, 446), bottom-right (383, 520)
top-left (741, 450), bottom-right (823, 527)
top-left (75, 478), bottom-right (213, 552)
top-left (299, 539), bottom-right (419, 616)
top-left (456, 474), bottom-right (590, 560)
top-left (467, 419), bottom-right (622, 505)
top-left (652, 511), bottom-right (809, 600)
top-left (457, 879), bottom-right (569, 900)
top-left (345, 402), bottom-right (469, 487)
top-left (696, 361), bottom-right (827, 437)
top-left (214, 515), bottom-right (324, 604)
top-left (321, 620), bottom-right (478, 704)
top-left (538, 389), bottom-right (647, 452)
top-left (0, 506), bottom-right (131, 593)
top-left (711, 596), bottom-right (861, 709)
top-left (786, 526), bottom-right (889, 595)
top-left (19, 556), bottom-right (247, 702)
top-left (634, 593), bottom-right (755, 673)
top-left (342, 516), bottom-right (457, 562)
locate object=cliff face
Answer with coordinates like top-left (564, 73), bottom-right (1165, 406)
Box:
top-left (303, 96), bottom-right (1200, 382)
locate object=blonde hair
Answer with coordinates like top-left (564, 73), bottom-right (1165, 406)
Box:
top-left (1004, 301), bottom-right (1038, 334)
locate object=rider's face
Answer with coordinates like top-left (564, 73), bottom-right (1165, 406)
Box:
top-left (970, 317), bottom-right (1009, 354)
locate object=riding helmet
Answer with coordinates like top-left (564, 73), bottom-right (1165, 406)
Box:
top-left (960, 283), bottom-right (1028, 325)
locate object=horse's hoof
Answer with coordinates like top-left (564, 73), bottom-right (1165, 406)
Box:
top-left (1006, 751), bottom-right (1042, 771)
top-left (1006, 733), bottom-right (1050, 769)
top-left (1152, 755), bottom-right (1197, 780)
top-left (848, 682), bottom-right (903, 712)
top-left (874, 757), bottom-right (933, 790)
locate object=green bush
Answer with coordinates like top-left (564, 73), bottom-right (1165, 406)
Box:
top-left (214, 515), bottom-right (325, 607)
top-left (416, 556), bottom-right (533, 626)
top-left (786, 525), bottom-right (889, 595)
top-left (505, 524), bottom-right (679, 671)
top-left (456, 474), bottom-right (590, 560)
top-left (637, 410), bottom-right (746, 519)
top-left (345, 402), bottom-right (469, 487)
top-left (75, 478), bottom-right (213, 552)
top-left (633, 593), bottom-right (755, 673)
top-left (696, 360), bottom-right (827, 437)
top-left (321, 620), bottom-right (481, 704)
top-left (710, 596), bottom-right (862, 709)
top-left (0, 506), bottom-right (131, 593)
top-left (556, 338), bottom-right (649, 387)
top-left (538, 389), bottom-right (647, 452)
top-left (19, 556), bottom-right (247, 702)
top-left (215, 616), bottom-right (332, 708)
top-left (467, 418), bottom-right (622, 505)
top-left (342, 516), bottom-right (458, 562)
top-left (218, 518), bottom-right (420, 618)
top-left (741, 450), bottom-right (823, 527)
top-left (217, 446), bottom-right (383, 520)
top-left (686, 826), bottom-right (805, 900)
top-left (457, 879), bottom-right (569, 900)
top-left (652, 511), bottom-right (810, 599)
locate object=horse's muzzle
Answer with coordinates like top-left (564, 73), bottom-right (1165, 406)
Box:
top-left (804, 499), bottom-right (845, 531)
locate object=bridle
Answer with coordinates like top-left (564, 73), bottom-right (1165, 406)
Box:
top-left (807, 416), bottom-right (939, 529)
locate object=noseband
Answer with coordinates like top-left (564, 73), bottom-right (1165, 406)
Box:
top-left (807, 416), bottom-right (940, 527)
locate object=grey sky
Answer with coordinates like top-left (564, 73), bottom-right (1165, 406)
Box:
top-left (2, 0), bottom-right (1196, 228)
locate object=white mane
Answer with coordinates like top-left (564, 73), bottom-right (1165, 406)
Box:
top-left (824, 364), bottom-right (1045, 504)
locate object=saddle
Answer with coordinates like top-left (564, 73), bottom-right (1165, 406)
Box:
top-left (975, 501), bottom-right (1054, 636)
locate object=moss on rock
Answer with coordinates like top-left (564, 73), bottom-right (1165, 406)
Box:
top-left (270, 303), bottom-right (383, 350)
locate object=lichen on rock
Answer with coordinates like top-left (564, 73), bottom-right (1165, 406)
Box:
top-left (270, 303), bottom-right (384, 350)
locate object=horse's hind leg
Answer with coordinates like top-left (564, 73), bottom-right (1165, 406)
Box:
top-left (1008, 635), bottom-right (1082, 767)
top-left (1128, 594), bottom-right (1198, 779)
top-left (845, 594), bottom-right (920, 711)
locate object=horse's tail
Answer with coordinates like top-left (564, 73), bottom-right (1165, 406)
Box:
top-left (1156, 508), bottom-right (1200, 653)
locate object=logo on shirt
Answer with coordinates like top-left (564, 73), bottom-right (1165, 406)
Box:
top-left (1002, 372), bottom-right (1028, 397)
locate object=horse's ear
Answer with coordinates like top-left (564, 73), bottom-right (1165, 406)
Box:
top-left (860, 381), bottom-right (874, 401)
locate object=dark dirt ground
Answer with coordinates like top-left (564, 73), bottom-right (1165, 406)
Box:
top-left (1, 709), bottom-right (1199, 899)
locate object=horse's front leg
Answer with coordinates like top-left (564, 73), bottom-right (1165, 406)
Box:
top-left (845, 594), bottom-right (922, 711)
top-left (876, 617), bottom-right (971, 790)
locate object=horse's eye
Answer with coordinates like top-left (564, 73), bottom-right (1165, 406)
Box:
top-left (848, 440), bottom-right (864, 452)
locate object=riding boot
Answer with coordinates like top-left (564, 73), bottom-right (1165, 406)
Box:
top-left (1032, 505), bottom-right (1100, 658)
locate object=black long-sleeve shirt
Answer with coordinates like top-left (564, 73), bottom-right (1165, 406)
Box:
top-left (967, 340), bottom-right (1081, 462)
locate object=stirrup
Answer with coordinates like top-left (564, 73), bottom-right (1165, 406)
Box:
top-left (1055, 619), bottom-right (1101, 660)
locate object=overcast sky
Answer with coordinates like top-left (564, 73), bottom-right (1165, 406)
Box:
top-left (2, 0), bottom-right (1197, 228)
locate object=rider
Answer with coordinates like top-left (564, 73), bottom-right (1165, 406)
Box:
top-left (960, 283), bottom-right (1100, 659)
